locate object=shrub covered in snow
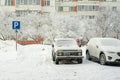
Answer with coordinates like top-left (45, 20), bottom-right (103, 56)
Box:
top-left (0, 9), bottom-right (120, 42)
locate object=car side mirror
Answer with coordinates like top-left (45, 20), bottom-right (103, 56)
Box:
top-left (96, 45), bottom-right (99, 48)
top-left (52, 44), bottom-right (54, 48)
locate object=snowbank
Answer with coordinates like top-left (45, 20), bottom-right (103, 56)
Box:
top-left (0, 40), bottom-right (120, 80)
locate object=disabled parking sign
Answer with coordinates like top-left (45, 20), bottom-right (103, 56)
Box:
top-left (12, 21), bottom-right (20, 30)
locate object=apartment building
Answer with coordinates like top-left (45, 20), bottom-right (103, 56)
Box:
top-left (55, 0), bottom-right (120, 19)
top-left (0, 0), bottom-right (55, 16)
top-left (0, 0), bottom-right (120, 18)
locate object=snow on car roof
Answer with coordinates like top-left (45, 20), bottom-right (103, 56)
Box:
top-left (98, 38), bottom-right (118, 41)
top-left (54, 38), bottom-right (75, 41)
top-left (91, 37), bottom-right (120, 46)
top-left (91, 37), bottom-right (118, 41)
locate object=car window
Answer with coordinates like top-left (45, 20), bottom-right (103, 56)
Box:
top-left (56, 40), bottom-right (77, 47)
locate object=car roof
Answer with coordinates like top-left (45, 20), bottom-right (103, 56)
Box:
top-left (91, 37), bottom-right (119, 41)
top-left (54, 38), bottom-right (75, 41)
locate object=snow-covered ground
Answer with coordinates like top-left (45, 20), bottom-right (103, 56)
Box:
top-left (0, 40), bottom-right (120, 80)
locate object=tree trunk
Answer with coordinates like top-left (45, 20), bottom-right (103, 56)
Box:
top-left (0, 33), bottom-right (5, 40)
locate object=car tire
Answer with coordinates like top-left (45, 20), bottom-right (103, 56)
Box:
top-left (86, 51), bottom-right (91, 60)
top-left (78, 59), bottom-right (83, 64)
top-left (55, 59), bottom-right (59, 64)
top-left (99, 54), bottom-right (106, 65)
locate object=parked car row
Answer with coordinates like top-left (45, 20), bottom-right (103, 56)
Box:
top-left (52, 38), bottom-right (120, 65)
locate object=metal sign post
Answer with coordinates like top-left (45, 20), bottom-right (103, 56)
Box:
top-left (12, 21), bottom-right (20, 51)
top-left (16, 30), bottom-right (18, 51)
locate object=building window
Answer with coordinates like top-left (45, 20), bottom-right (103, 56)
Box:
top-left (58, 0), bottom-right (77, 2)
top-left (89, 5), bottom-right (99, 11)
top-left (69, 7), bottom-right (74, 11)
top-left (45, 0), bottom-right (50, 6)
top-left (78, 5), bottom-right (88, 11)
top-left (16, 0), bottom-right (40, 5)
top-left (16, 10), bottom-right (40, 16)
top-left (36, 0), bottom-right (40, 5)
top-left (88, 0), bottom-right (100, 1)
top-left (21, 0), bottom-right (24, 5)
top-left (89, 6), bottom-right (92, 11)
top-left (33, 0), bottom-right (36, 3)
top-left (99, 6), bottom-right (106, 11)
top-left (112, 7), bottom-right (117, 11)
top-left (89, 16), bottom-right (95, 19)
top-left (69, 0), bottom-right (74, 1)
top-left (5, 0), bottom-right (12, 6)
top-left (81, 5), bottom-right (85, 11)
top-left (16, 0), bottom-right (20, 5)
top-left (58, 6), bottom-right (63, 12)
top-left (78, 5), bottom-right (82, 11)
top-left (29, 0), bottom-right (32, 4)
top-left (24, 0), bottom-right (27, 4)
top-left (78, 5), bottom-right (99, 11)
top-left (59, 0), bottom-right (63, 2)
top-left (84, 6), bottom-right (89, 11)
top-left (112, 0), bottom-right (117, 2)
top-left (93, 6), bottom-right (99, 11)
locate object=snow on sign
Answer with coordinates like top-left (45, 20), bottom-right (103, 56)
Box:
top-left (12, 21), bottom-right (20, 30)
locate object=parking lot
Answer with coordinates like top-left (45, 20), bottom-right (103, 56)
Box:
top-left (0, 41), bottom-right (120, 80)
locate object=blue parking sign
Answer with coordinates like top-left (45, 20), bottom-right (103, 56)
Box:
top-left (12, 21), bottom-right (20, 30)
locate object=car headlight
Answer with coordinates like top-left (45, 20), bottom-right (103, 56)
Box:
top-left (57, 50), bottom-right (63, 56)
top-left (78, 52), bottom-right (82, 56)
top-left (58, 52), bottom-right (63, 56)
top-left (78, 49), bottom-right (82, 53)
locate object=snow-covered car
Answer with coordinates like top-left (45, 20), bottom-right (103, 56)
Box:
top-left (86, 38), bottom-right (120, 65)
top-left (52, 38), bottom-right (83, 64)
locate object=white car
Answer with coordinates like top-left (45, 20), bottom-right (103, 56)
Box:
top-left (86, 38), bottom-right (120, 65)
top-left (52, 38), bottom-right (83, 64)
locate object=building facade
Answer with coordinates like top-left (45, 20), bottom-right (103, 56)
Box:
top-left (55, 0), bottom-right (120, 18)
top-left (0, 0), bottom-right (120, 18)
top-left (0, 0), bottom-right (55, 16)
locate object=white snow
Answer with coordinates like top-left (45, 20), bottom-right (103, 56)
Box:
top-left (0, 40), bottom-right (120, 80)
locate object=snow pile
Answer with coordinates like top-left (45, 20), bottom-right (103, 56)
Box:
top-left (0, 40), bottom-right (19, 62)
top-left (0, 40), bottom-right (120, 80)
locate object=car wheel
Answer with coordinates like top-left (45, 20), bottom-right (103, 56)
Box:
top-left (99, 54), bottom-right (106, 65)
top-left (55, 59), bottom-right (59, 64)
top-left (78, 59), bottom-right (83, 64)
top-left (86, 51), bottom-right (91, 60)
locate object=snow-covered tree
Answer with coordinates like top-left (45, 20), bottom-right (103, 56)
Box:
top-left (84, 9), bottom-right (120, 40)
top-left (1, 8), bottom-right (120, 42)
top-left (110, 11), bottom-right (120, 39)
top-left (83, 19), bottom-right (96, 41)
top-left (95, 10), bottom-right (113, 37)
top-left (0, 9), bottom-right (16, 40)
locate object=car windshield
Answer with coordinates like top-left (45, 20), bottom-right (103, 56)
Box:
top-left (56, 40), bottom-right (77, 47)
top-left (100, 39), bottom-right (120, 46)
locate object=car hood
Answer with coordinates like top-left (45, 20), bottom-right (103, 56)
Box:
top-left (55, 46), bottom-right (81, 51)
top-left (101, 46), bottom-right (120, 52)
